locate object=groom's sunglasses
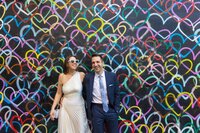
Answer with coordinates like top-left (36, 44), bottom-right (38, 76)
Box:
top-left (68, 60), bottom-right (79, 63)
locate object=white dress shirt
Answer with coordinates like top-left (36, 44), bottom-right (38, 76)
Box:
top-left (92, 71), bottom-right (109, 104)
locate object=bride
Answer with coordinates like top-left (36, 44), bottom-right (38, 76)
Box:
top-left (50, 56), bottom-right (91, 133)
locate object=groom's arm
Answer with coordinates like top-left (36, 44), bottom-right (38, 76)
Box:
top-left (82, 74), bottom-right (87, 101)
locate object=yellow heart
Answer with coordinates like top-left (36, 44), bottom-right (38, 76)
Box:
top-left (31, 13), bottom-right (59, 33)
top-left (165, 58), bottom-right (179, 78)
top-left (165, 92), bottom-right (193, 116)
top-left (0, 92), bottom-right (3, 105)
top-left (125, 52), bottom-right (152, 77)
top-left (119, 105), bottom-right (142, 124)
top-left (101, 22), bottom-right (126, 43)
top-left (0, 56), bottom-right (5, 69)
top-left (51, 58), bottom-right (64, 73)
top-left (33, 124), bottom-right (47, 133)
top-left (138, 124), bottom-right (149, 133)
top-left (180, 59), bottom-right (193, 75)
top-left (50, 0), bottom-right (71, 9)
top-left (150, 123), bottom-right (165, 132)
top-left (25, 50), bottom-right (50, 68)
top-left (76, 17), bottom-right (104, 38)
top-left (0, 5), bottom-right (6, 20)
top-left (20, 124), bottom-right (33, 132)
top-left (165, 59), bottom-right (193, 80)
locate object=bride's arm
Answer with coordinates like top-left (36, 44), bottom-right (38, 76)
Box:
top-left (50, 74), bottom-right (63, 120)
top-left (80, 72), bottom-right (85, 82)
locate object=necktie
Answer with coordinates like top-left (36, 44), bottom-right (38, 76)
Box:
top-left (99, 75), bottom-right (109, 112)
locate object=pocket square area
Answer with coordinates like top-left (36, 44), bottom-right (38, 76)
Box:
top-left (109, 84), bottom-right (114, 86)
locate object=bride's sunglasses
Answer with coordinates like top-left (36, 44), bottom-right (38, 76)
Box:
top-left (68, 60), bottom-right (79, 63)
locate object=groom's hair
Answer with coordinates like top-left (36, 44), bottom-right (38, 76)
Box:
top-left (91, 53), bottom-right (103, 60)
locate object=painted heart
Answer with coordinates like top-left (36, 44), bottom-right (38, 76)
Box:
top-left (0, 49), bottom-right (12, 74)
top-left (0, 34), bottom-right (8, 52)
top-left (0, 91), bottom-right (3, 105)
top-left (179, 59), bottom-right (193, 76)
top-left (148, 115), bottom-right (164, 132)
top-left (147, 13), bottom-right (178, 39)
top-left (168, 1), bottom-right (195, 22)
top-left (0, 106), bottom-right (18, 130)
top-left (2, 16), bottom-right (32, 38)
top-left (37, 34), bottom-right (57, 51)
top-left (50, 0), bottom-right (71, 9)
top-left (151, 84), bottom-right (183, 117)
top-left (69, 29), bottom-right (87, 48)
top-left (151, 62), bottom-right (165, 80)
top-left (4, 55), bottom-right (22, 78)
top-left (76, 17), bottom-right (104, 38)
top-left (122, 94), bottom-right (152, 119)
top-left (7, 37), bottom-right (25, 60)
top-left (83, 41), bottom-right (112, 59)
top-left (53, 0), bottom-right (82, 26)
top-left (178, 45), bottom-right (200, 59)
top-left (81, 0), bottom-right (96, 9)
top-left (178, 20), bottom-right (200, 42)
top-left (50, 57), bottom-right (64, 74)
top-left (110, 54), bottom-right (124, 70)
top-left (101, 22), bottom-right (126, 42)
top-left (121, 6), bottom-right (150, 29)
top-left (165, 92), bottom-right (193, 116)
top-left (1, 55), bottom-right (22, 85)
top-left (94, 2), bottom-right (121, 22)
top-left (31, 13), bottom-right (59, 33)
top-left (4, 87), bottom-right (29, 107)
top-left (164, 58), bottom-right (179, 80)
top-left (118, 119), bottom-right (135, 133)
top-left (169, 33), bottom-right (185, 53)
top-left (0, 78), bottom-right (6, 93)
top-left (125, 47), bottom-right (152, 77)
top-left (144, 36), bottom-right (160, 50)
top-left (33, 124), bottom-right (48, 133)
top-left (25, 50), bottom-right (51, 69)
top-left (171, 75), bottom-right (197, 96)
top-left (156, 39), bottom-right (174, 57)
top-left (10, 115), bottom-right (33, 133)
top-left (20, 24), bottom-right (40, 45)
top-left (31, 112), bottom-right (49, 124)
top-left (146, 111), bottom-right (163, 126)
top-left (25, 100), bottom-right (47, 122)
top-left (119, 104), bottom-right (142, 124)
top-left (185, 99), bottom-right (200, 120)
top-left (147, 0), bottom-right (175, 14)
top-left (100, 0), bottom-right (126, 14)
top-left (38, 4), bottom-right (53, 20)
top-left (135, 25), bottom-right (155, 43)
top-left (0, 4), bottom-right (6, 20)
top-left (12, 1), bottom-right (38, 23)
top-left (52, 3), bottom-right (69, 27)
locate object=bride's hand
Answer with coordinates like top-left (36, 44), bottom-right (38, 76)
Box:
top-left (50, 109), bottom-right (55, 121)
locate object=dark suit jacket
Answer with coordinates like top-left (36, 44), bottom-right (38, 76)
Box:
top-left (83, 71), bottom-right (120, 120)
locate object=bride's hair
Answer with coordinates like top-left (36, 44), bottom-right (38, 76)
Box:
top-left (63, 55), bottom-right (77, 74)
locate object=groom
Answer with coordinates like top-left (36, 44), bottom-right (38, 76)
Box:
top-left (83, 53), bottom-right (120, 133)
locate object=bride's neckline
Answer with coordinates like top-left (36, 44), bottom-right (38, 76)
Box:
top-left (64, 71), bottom-right (76, 76)
top-left (62, 71), bottom-right (77, 86)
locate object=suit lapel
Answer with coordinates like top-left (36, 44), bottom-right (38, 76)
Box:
top-left (105, 71), bottom-right (110, 91)
top-left (89, 73), bottom-right (95, 97)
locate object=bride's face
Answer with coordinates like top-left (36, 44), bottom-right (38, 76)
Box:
top-left (67, 57), bottom-right (79, 70)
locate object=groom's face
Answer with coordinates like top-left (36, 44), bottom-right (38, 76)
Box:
top-left (91, 56), bottom-right (104, 74)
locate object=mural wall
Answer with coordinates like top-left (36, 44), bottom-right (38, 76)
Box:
top-left (0, 0), bottom-right (200, 132)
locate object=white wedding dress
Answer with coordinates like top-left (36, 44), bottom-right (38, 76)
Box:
top-left (58, 72), bottom-right (91, 133)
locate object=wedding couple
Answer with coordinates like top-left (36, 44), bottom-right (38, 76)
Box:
top-left (50, 53), bottom-right (120, 133)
